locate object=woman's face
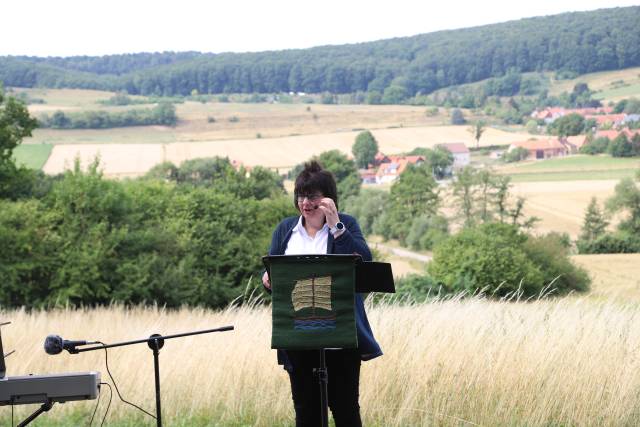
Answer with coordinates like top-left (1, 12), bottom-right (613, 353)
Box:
top-left (297, 191), bottom-right (325, 223)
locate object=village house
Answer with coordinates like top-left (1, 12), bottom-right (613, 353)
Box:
top-left (508, 138), bottom-right (568, 160)
top-left (584, 114), bottom-right (627, 128)
top-left (436, 142), bottom-right (470, 171)
top-left (360, 154), bottom-right (424, 184)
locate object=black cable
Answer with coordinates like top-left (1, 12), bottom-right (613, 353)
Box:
top-left (99, 343), bottom-right (156, 419)
top-left (99, 382), bottom-right (113, 427)
top-left (88, 380), bottom-right (103, 426)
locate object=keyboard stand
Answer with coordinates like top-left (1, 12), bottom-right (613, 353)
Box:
top-left (16, 399), bottom-right (54, 427)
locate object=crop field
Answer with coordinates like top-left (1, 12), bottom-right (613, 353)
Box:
top-left (497, 155), bottom-right (640, 182)
top-left (1, 254), bottom-right (640, 427)
top-left (510, 180), bottom-right (618, 238)
top-left (12, 143), bottom-right (53, 169)
top-left (41, 125), bottom-right (532, 177)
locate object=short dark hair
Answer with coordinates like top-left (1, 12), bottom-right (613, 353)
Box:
top-left (293, 160), bottom-right (338, 210)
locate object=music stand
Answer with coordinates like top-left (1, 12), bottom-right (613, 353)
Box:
top-left (263, 255), bottom-right (394, 427)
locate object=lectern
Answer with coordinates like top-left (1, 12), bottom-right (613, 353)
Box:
top-left (263, 254), bottom-right (394, 427)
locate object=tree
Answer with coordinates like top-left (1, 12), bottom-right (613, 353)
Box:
top-left (468, 120), bottom-right (486, 149)
top-left (352, 131), bottom-right (379, 169)
top-left (427, 223), bottom-right (590, 297)
top-left (607, 134), bottom-right (633, 157)
top-left (315, 150), bottom-right (360, 201)
top-left (450, 108), bottom-right (466, 125)
top-left (408, 147), bottom-right (453, 179)
top-left (548, 113), bottom-right (585, 136)
top-left (606, 174), bottom-right (640, 235)
top-left (0, 87), bottom-right (38, 199)
top-left (579, 197), bottom-right (609, 241)
top-left (375, 162), bottom-right (440, 243)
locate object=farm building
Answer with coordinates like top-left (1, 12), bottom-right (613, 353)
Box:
top-left (508, 139), bottom-right (568, 160)
top-left (437, 142), bottom-right (470, 171)
top-left (374, 155), bottom-right (425, 184)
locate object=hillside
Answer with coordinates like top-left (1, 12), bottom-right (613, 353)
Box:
top-left (1, 6), bottom-right (639, 98)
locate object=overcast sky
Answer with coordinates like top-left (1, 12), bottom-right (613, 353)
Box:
top-left (2, 0), bottom-right (639, 57)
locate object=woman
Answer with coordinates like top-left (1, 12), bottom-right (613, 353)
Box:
top-left (262, 161), bottom-right (382, 427)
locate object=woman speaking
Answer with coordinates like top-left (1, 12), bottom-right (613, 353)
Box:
top-left (263, 161), bottom-right (382, 427)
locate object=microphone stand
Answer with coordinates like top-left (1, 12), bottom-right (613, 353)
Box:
top-left (69, 326), bottom-right (234, 427)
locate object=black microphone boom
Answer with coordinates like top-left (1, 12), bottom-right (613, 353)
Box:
top-left (44, 335), bottom-right (95, 355)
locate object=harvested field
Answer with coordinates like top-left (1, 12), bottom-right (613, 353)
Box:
top-left (573, 254), bottom-right (640, 302)
top-left (510, 180), bottom-right (618, 238)
top-left (43, 126), bottom-right (532, 177)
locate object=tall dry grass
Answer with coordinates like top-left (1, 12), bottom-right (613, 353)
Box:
top-left (2, 296), bottom-right (640, 426)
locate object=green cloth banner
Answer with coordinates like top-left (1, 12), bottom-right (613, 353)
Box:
top-left (265, 255), bottom-right (358, 350)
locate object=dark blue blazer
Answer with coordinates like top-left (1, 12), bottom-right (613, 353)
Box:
top-left (267, 213), bottom-right (383, 367)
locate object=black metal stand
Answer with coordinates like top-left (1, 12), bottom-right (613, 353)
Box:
top-left (70, 326), bottom-right (234, 427)
top-left (17, 400), bottom-right (53, 427)
top-left (316, 349), bottom-right (329, 427)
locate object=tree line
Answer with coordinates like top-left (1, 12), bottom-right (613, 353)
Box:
top-left (1, 7), bottom-right (639, 99)
top-left (38, 102), bottom-right (178, 129)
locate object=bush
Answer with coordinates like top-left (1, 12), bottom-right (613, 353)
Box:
top-left (427, 223), bottom-right (590, 297)
top-left (577, 232), bottom-right (640, 254)
top-left (405, 214), bottom-right (449, 251)
top-left (503, 147), bottom-right (529, 163)
top-left (580, 137), bottom-right (609, 155)
top-left (450, 108), bottom-right (466, 125)
top-left (394, 274), bottom-right (440, 302)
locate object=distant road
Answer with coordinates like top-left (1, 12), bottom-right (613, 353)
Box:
top-left (372, 243), bottom-right (432, 263)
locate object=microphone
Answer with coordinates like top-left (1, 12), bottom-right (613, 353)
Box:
top-left (44, 335), bottom-right (96, 355)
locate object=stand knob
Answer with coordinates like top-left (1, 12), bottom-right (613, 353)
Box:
top-left (147, 334), bottom-right (165, 350)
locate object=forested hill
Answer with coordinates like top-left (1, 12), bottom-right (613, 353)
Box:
top-left (2, 6), bottom-right (639, 97)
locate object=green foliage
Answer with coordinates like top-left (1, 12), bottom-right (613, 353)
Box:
top-left (405, 214), bottom-right (449, 251)
top-left (468, 121), bottom-right (486, 149)
top-left (375, 163), bottom-right (439, 244)
top-left (578, 197), bottom-right (609, 243)
top-left (450, 108), bottom-right (466, 125)
top-left (0, 88), bottom-right (39, 199)
top-left (427, 223), bottom-right (590, 297)
top-left (580, 137), bottom-right (609, 155)
top-left (3, 8), bottom-right (639, 100)
top-left (577, 231), bottom-right (640, 254)
top-left (315, 150), bottom-right (361, 201)
top-left (503, 147), bottom-right (530, 163)
top-left (146, 157), bottom-right (285, 200)
top-left (352, 130), bottom-right (379, 169)
top-left (394, 274), bottom-right (440, 302)
top-left (342, 189), bottom-right (389, 235)
top-left (0, 159), bottom-right (293, 308)
top-left (607, 134), bottom-right (633, 157)
top-left (548, 113), bottom-right (585, 136)
top-left (407, 147), bottom-right (454, 179)
top-left (606, 175), bottom-right (640, 234)
top-left (38, 103), bottom-right (177, 129)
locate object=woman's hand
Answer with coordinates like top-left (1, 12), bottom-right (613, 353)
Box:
top-left (262, 271), bottom-right (271, 290)
top-left (317, 197), bottom-right (339, 228)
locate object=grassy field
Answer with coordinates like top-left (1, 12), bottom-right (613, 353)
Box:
top-left (1, 257), bottom-right (640, 427)
top-left (12, 143), bottom-right (53, 169)
top-left (496, 155), bottom-right (640, 182)
top-left (548, 66), bottom-right (640, 101)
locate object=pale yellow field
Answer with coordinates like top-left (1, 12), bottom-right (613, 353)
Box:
top-left (42, 126), bottom-right (532, 177)
top-left (573, 253), bottom-right (640, 302)
top-left (3, 286), bottom-right (640, 426)
top-left (548, 66), bottom-right (640, 98)
top-left (510, 180), bottom-right (618, 238)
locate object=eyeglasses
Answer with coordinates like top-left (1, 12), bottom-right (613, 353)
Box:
top-left (296, 193), bottom-right (323, 203)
